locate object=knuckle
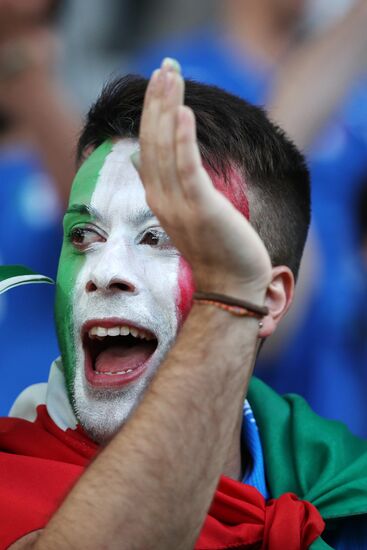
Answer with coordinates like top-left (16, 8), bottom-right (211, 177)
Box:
top-left (157, 137), bottom-right (170, 159)
top-left (176, 128), bottom-right (190, 146)
top-left (156, 129), bottom-right (171, 155)
top-left (177, 159), bottom-right (197, 179)
top-left (185, 183), bottom-right (202, 203)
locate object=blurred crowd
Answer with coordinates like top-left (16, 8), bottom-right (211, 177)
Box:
top-left (1, 0), bottom-right (367, 437)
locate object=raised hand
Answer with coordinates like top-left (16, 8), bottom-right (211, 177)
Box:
top-left (136, 59), bottom-right (272, 301)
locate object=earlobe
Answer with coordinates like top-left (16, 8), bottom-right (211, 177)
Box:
top-left (258, 266), bottom-right (294, 339)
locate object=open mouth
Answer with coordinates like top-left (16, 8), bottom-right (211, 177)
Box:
top-left (83, 319), bottom-right (158, 389)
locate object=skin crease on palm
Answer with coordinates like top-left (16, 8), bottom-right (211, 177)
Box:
top-left (55, 139), bottom-right (193, 444)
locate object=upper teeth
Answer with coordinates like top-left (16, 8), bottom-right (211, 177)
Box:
top-left (88, 325), bottom-right (154, 340)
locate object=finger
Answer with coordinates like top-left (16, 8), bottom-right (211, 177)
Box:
top-left (157, 70), bottom-right (185, 195)
top-left (139, 67), bottom-right (164, 194)
top-left (175, 105), bottom-right (213, 203)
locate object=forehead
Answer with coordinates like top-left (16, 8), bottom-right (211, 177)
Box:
top-left (70, 139), bottom-right (146, 219)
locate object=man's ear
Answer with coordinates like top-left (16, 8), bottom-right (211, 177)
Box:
top-left (258, 265), bottom-right (294, 338)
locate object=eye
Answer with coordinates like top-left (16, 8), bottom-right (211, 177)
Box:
top-left (139, 228), bottom-right (172, 248)
top-left (69, 227), bottom-right (105, 251)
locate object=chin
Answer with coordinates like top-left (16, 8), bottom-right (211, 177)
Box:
top-left (71, 339), bottom-right (172, 445)
top-left (73, 374), bottom-right (149, 444)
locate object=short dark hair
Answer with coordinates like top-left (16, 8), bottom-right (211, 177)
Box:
top-left (78, 75), bottom-right (311, 279)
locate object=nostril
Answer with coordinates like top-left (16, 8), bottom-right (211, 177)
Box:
top-left (86, 281), bottom-right (98, 292)
top-left (109, 281), bottom-right (135, 292)
top-left (85, 279), bottom-right (136, 293)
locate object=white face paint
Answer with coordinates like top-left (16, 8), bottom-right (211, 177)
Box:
top-left (71, 139), bottom-right (180, 443)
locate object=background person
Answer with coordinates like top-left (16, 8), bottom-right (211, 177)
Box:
top-left (0, 0), bottom-right (80, 413)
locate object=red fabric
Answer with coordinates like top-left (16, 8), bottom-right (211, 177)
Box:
top-left (196, 476), bottom-right (325, 549)
top-left (0, 406), bottom-right (324, 549)
top-left (0, 405), bottom-right (97, 548)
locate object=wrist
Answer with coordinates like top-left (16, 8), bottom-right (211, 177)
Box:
top-left (193, 291), bottom-right (268, 319)
top-left (193, 275), bottom-right (268, 305)
top-left (192, 259), bottom-right (271, 305)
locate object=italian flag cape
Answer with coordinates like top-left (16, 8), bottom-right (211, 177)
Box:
top-left (0, 377), bottom-right (366, 548)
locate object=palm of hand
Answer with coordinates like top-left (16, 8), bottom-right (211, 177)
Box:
top-left (138, 61), bottom-right (272, 301)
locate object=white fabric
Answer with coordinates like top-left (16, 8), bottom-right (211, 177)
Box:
top-left (8, 357), bottom-right (77, 431)
top-left (8, 383), bottom-right (47, 422)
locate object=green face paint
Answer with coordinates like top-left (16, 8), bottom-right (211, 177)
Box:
top-left (52, 138), bottom-right (183, 443)
top-left (55, 140), bottom-right (113, 400)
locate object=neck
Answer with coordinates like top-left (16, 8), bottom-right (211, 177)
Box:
top-left (221, 1), bottom-right (301, 64)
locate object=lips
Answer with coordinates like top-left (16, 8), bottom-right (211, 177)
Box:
top-left (82, 318), bottom-right (158, 389)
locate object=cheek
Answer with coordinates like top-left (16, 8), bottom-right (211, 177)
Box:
top-left (176, 257), bottom-right (195, 325)
top-left (55, 247), bottom-right (84, 393)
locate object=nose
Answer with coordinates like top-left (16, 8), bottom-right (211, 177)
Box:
top-left (84, 249), bottom-right (138, 295)
top-left (84, 236), bottom-right (139, 295)
top-left (85, 278), bottom-right (136, 293)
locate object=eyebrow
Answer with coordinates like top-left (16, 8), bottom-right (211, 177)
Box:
top-left (65, 204), bottom-right (158, 227)
top-left (65, 204), bottom-right (102, 221)
top-left (130, 208), bottom-right (157, 226)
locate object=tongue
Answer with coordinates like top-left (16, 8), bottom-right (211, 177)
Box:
top-left (94, 344), bottom-right (153, 374)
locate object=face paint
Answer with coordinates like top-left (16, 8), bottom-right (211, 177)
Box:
top-left (205, 164), bottom-right (250, 220)
top-left (56, 139), bottom-right (181, 443)
top-left (55, 140), bottom-right (113, 398)
top-left (177, 257), bottom-right (195, 324)
top-left (56, 140), bottom-right (250, 444)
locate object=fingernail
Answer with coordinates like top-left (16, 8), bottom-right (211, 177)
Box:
top-left (161, 57), bottom-right (181, 74)
top-left (130, 151), bottom-right (141, 171)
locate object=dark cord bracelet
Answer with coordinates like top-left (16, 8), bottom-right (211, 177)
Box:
top-left (193, 291), bottom-right (268, 319)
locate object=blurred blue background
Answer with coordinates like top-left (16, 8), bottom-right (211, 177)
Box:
top-left (2, 0), bottom-right (367, 437)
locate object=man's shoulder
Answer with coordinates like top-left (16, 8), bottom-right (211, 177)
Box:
top-left (248, 377), bottom-right (367, 524)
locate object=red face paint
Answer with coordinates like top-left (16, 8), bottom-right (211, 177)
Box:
top-left (205, 164), bottom-right (250, 220)
top-left (176, 163), bottom-right (250, 324)
top-left (177, 257), bottom-right (195, 325)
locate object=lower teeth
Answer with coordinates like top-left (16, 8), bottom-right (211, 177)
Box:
top-left (101, 369), bottom-right (134, 375)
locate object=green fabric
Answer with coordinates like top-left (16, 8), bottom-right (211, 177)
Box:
top-left (0, 265), bottom-right (53, 294)
top-left (248, 377), bottom-right (367, 548)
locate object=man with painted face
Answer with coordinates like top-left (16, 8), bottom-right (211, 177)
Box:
top-left (1, 59), bottom-right (367, 549)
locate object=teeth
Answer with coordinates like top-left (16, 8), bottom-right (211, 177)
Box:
top-left (101, 368), bottom-right (134, 375)
top-left (107, 327), bottom-right (120, 337)
top-left (87, 324), bottom-right (154, 340)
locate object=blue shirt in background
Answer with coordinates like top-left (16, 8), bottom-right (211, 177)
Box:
top-left (0, 146), bottom-right (62, 415)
